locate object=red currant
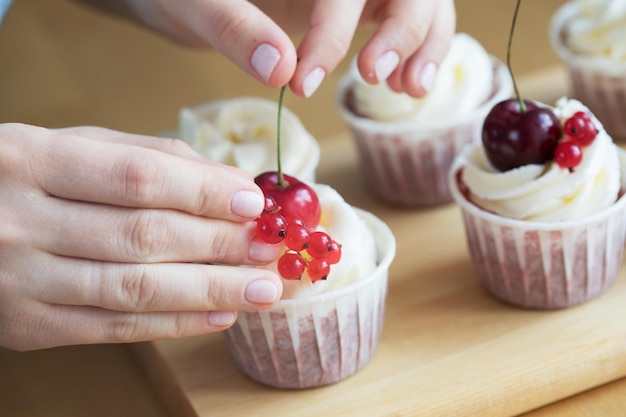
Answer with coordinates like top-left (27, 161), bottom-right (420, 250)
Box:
top-left (326, 241), bottom-right (342, 265)
top-left (263, 195), bottom-right (279, 213)
top-left (278, 252), bottom-right (306, 280)
top-left (284, 223), bottom-right (311, 251)
top-left (554, 141), bottom-right (583, 169)
top-left (563, 112), bottom-right (597, 146)
top-left (307, 258), bottom-right (330, 282)
top-left (307, 231), bottom-right (333, 259)
top-left (256, 212), bottom-right (288, 244)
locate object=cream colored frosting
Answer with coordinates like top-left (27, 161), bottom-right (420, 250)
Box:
top-left (461, 97), bottom-right (621, 222)
top-left (351, 33), bottom-right (494, 122)
top-left (565, 0), bottom-right (626, 60)
top-left (177, 97), bottom-right (319, 180)
top-left (271, 183), bottom-right (378, 299)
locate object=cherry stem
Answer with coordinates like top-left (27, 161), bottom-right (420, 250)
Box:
top-left (277, 85), bottom-right (286, 187)
top-left (507, 0), bottom-right (526, 113)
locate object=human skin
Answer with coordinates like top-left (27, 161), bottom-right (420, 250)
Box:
top-left (0, 124), bottom-right (283, 351)
top-left (76, 0), bottom-right (456, 98)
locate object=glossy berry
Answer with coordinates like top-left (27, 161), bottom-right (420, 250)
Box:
top-left (554, 141), bottom-right (583, 169)
top-left (307, 258), bottom-right (330, 282)
top-left (482, 100), bottom-right (563, 172)
top-left (278, 252), bottom-right (306, 280)
top-left (326, 241), bottom-right (342, 264)
top-left (255, 172), bottom-right (321, 229)
top-left (256, 212), bottom-right (287, 244)
top-left (263, 195), bottom-right (279, 213)
top-left (307, 231), bottom-right (333, 259)
top-left (284, 223), bottom-right (311, 251)
top-left (563, 111), bottom-right (597, 147)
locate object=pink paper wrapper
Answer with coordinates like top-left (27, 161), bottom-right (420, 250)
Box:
top-left (550, 2), bottom-right (626, 141)
top-left (449, 149), bottom-right (626, 309)
top-left (335, 57), bottom-right (513, 207)
top-left (224, 209), bottom-right (396, 389)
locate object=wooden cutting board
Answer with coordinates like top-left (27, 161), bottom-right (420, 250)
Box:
top-left (130, 67), bottom-right (626, 417)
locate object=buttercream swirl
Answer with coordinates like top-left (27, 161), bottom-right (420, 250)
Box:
top-left (461, 97), bottom-right (621, 222)
top-left (177, 97), bottom-right (319, 180)
top-left (564, 0), bottom-right (626, 61)
top-left (351, 33), bottom-right (495, 123)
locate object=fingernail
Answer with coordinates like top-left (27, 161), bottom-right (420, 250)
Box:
top-left (248, 240), bottom-right (280, 263)
top-left (302, 67), bottom-right (325, 97)
top-left (231, 190), bottom-right (264, 219)
top-left (245, 280), bottom-right (278, 304)
top-left (374, 50), bottom-right (399, 82)
top-left (420, 62), bottom-right (437, 93)
top-left (208, 311), bottom-right (236, 327)
top-left (251, 43), bottom-right (281, 82)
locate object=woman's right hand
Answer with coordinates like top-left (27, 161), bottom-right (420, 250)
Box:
top-left (0, 123), bottom-right (283, 351)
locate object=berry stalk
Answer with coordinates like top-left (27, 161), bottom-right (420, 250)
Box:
top-left (507, 0), bottom-right (526, 113)
top-left (276, 85), bottom-right (287, 187)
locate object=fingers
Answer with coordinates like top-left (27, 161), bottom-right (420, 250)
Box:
top-left (358, 0), bottom-right (456, 98)
top-left (289, 0), bottom-right (367, 97)
top-left (33, 127), bottom-right (264, 221)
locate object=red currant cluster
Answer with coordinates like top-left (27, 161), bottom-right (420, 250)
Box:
top-left (256, 195), bottom-right (342, 282)
top-left (554, 111), bottom-right (598, 169)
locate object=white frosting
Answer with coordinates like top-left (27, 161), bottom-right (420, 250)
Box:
top-left (351, 33), bottom-right (494, 122)
top-left (565, 0), bottom-right (626, 60)
top-left (177, 97), bottom-right (319, 179)
top-left (270, 183), bottom-right (378, 300)
top-left (461, 98), bottom-right (621, 222)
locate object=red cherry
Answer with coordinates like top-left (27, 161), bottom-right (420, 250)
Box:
top-left (284, 223), bottom-right (311, 252)
top-left (307, 258), bottom-right (330, 282)
top-left (554, 141), bottom-right (583, 169)
top-left (307, 231), bottom-right (333, 259)
top-left (278, 252), bottom-right (306, 280)
top-left (482, 99), bottom-right (562, 171)
top-left (256, 212), bottom-right (287, 244)
top-left (255, 172), bottom-right (321, 229)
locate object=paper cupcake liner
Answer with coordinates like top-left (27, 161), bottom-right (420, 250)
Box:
top-left (336, 57), bottom-right (513, 207)
top-left (223, 209), bottom-right (396, 389)
top-left (549, 2), bottom-right (626, 141)
top-left (449, 150), bottom-right (626, 309)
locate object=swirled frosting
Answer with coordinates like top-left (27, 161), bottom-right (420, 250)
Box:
top-left (461, 97), bottom-right (621, 221)
top-left (177, 97), bottom-right (319, 179)
top-left (271, 183), bottom-right (378, 300)
top-left (565, 0), bottom-right (626, 60)
top-left (351, 33), bottom-right (495, 122)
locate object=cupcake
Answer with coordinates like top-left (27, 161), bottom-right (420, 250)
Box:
top-left (336, 33), bottom-right (513, 207)
top-left (223, 181), bottom-right (396, 389)
top-left (550, 0), bottom-right (626, 140)
top-left (174, 97), bottom-right (320, 182)
top-left (449, 97), bottom-right (626, 309)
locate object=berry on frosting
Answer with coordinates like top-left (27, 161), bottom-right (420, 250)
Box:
top-left (254, 86), bottom-right (341, 282)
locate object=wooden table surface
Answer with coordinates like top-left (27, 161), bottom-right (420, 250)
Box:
top-left (2, 0), bottom-right (626, 416)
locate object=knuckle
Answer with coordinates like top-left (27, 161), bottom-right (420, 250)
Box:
top-left (112, 152), bottom-right (163, 205)
top-left (117, 265), bottom-right (160, 311)
top-left (108, 314), bottom-right (143, 343)
top-left (316, 28), bottom-right (350, 60)
top-left (124, 211), bottom-right (170, 261)
top-left (213, 9), bottom-right (248, 44)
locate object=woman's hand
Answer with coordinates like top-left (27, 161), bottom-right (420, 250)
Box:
top-left (78, 0), bottom-right (456, 98)
top-left (0, 123), bottom-right (282, 351)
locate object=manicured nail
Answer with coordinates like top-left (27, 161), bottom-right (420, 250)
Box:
top-left (248, 240), bottom-right (280, 263)
top-left (374, 50), bottom-right (399, 82)
top-left (231, 190), bottom-right (264, 219)
top-left (251, 43), bottom-right (281, 82)
top-left (208, 311), bottom-right (236, 327)
top-left (245, 280), bottom-right (278, 304)
top-left (302, 67), bottom-right (325, 97)
top-left (420, 62), bottom-right (437, 93)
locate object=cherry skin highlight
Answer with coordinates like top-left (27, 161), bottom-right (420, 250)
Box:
top-left (255, 171), bottom-right (321, 229)
top-left (482, 99), bottom-right (562, 172)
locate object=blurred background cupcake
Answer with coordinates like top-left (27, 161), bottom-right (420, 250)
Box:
top-left (223, 183), bottom-right (396, 389)
top-left (336, 33), bottom-right (513, 207)
top-left (449, 97), bottom-right (626, 309)
top-left (550, 0), bottom-right (626, 141)
top-left (167, 97), bottom-right (320, 182)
